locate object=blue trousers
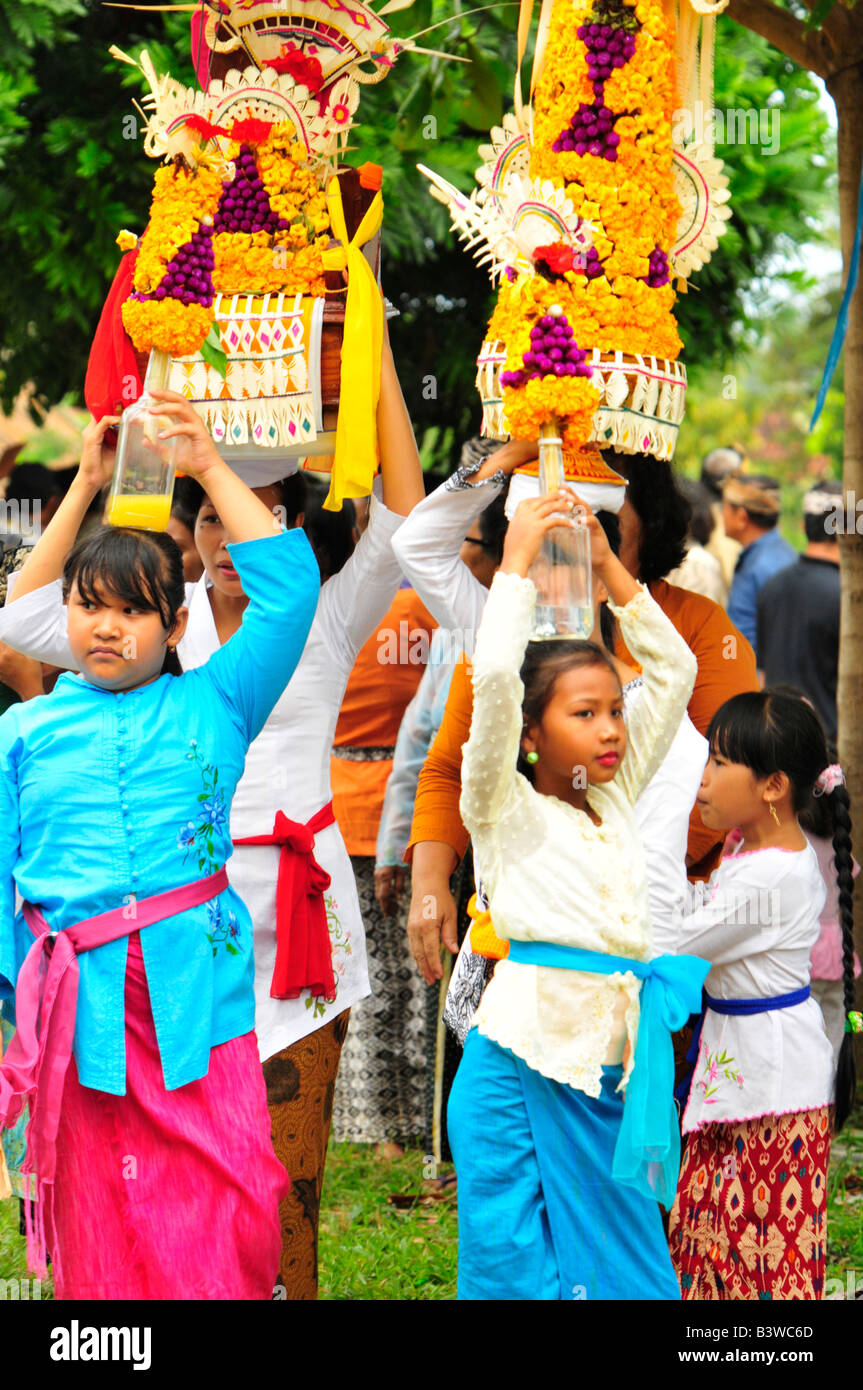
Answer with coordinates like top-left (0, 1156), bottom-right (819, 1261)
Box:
top-left (448, 1029), bottom-right (681, 1301)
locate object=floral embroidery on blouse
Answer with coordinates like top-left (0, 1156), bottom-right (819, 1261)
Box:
top-left (304, 893), bottom-right (351, 1017)
top-left (179, 740), bottom-right (238, 958)
top-left (696, 1047), bottom-right (744, 1103)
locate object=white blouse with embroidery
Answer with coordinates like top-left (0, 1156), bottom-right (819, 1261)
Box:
top-left (680, 839), bottom-right (835, 1131)
top-left (460, 569), bottom-right (697, 1096)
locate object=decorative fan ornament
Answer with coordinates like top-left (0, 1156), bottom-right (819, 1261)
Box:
top-left (420, 164), bottom-right (591, 281)
top-left (671, 139), bottom-right (732, 280)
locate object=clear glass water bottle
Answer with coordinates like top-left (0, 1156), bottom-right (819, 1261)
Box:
top-left (528, 423), bottom-right (594, 640)
top-left (106, 350), bottom-right (178, 531)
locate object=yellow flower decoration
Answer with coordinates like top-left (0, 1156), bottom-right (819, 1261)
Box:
top-left (123, 125), bottom-right (332, 356)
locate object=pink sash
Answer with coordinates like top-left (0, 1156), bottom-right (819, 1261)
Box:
top-left (0, 866), bottom-right (229, 1276)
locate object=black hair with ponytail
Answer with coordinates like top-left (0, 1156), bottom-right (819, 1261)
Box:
top-left (707, 687), bottom-right (856, 1130)
top-left (63, 525), bottom-right (186, 676)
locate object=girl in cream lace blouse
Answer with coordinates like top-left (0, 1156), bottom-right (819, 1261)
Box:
top-left (448, 489), bottom-right (704, 1302)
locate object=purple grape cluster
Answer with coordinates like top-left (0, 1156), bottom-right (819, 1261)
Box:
top-left (212, 145), bottom-right (290, 236)
top-left (155, 225), bottom-right (215, 307)
top-left (500, 313), bottom-right (593, 388)
top-left (578, 22), bottom-right (637, 88)
top-left (644, 245), bottom-right (670, 288)
top-left (580, 246), bottom-right (604, 281)
top-left (553, 101), bottom-right (621, 159)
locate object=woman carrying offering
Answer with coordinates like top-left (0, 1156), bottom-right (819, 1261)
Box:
top-left (0, 401), bottom-right (320, 1300)
top-left (670, 691), bottom-right (852, 1300)
top-left (449, 489), bottom-right (708, 1301)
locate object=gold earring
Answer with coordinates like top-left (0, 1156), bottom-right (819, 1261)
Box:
top-left (768, 803), bottom-right (781, 827)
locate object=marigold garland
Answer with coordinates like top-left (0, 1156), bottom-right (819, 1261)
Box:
top-left (483, 0), bottom-right (684, 445)
top-left (124, 122), bottom-right (332, 356)
top-left (121, 299), bottom-right (214, 358)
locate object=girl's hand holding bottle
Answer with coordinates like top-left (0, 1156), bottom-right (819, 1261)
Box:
top-left (78, 414), bottom-right (121, 496)
top-left (146, 390), bottom-right (227, 483)
top-left (146, 390), bottom-right (284, 546)
top-left (501, 486), bottom-right (639, 609)
top-left (500, 491), bottom-right (579, 578)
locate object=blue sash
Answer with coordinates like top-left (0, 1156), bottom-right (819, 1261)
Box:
top-left (705, 985), bottom-right (810, 1016)
top-left (506, 939), bottom-right (710, 1208)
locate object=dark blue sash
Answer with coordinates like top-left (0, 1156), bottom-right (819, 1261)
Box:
top-left (705, 985), bottom-right (810, 1016)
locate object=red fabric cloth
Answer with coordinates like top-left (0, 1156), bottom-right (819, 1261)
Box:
top-left (234, 803), bottom-right (337, 1001)
top-left (0, 866), bottom-right (228, 1276)
top-left (50, 933), bottom-right (286, 1299)
top-left (84, 249), bottom-right (142, 421)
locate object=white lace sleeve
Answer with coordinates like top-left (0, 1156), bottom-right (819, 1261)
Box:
top-left (607, 584), bottom-right (697, 805)
top-left (459, 570), bottom-right (534, 833)
top-left (390, 476), bottom-right (503, 646)
top-left (314, 484), bottom-right (405, 670)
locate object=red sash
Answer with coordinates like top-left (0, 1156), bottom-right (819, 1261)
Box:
top-left (233, 803), bottom-right (337, 1002)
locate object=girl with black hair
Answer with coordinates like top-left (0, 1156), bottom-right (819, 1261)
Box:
top-left (0, 334), bottom-right (426, 1299)
top-left (669, 688), bottom-right (852, 1301)
top-left (166, 474), bottom-right (205, 582)
top-left (799, 755), bottom-right (861, 1064)
top-left (0, 403), bottom-right (320, 1298)
top-left (448, 489), bottom-right (708, 1300)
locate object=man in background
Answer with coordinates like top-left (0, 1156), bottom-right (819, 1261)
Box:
top-left (756, 481), bottom-right (842, 741)
top-left (701, 445), bottom-right (744, 590)
top-left (723, 472), bottom-right (795, 660)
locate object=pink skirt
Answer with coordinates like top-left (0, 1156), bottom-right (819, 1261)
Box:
top-left (49, 933), bottom-right (288, 1300)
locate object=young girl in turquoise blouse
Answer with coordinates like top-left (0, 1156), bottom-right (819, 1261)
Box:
top-left (0, 394), bottom-right (320, 1299)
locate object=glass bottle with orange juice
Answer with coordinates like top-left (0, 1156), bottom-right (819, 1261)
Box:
top-left (107, 350), bottom-right (179, 531)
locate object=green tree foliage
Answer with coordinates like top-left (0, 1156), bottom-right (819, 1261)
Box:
top-left (0, 2), bottom-right (836, 476)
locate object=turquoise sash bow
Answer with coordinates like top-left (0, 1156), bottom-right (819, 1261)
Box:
top-left (506, 939), bottom-right (710, 1208)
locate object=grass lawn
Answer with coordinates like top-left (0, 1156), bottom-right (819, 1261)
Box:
top-left (2, 1110), bottom-right (861, 1300)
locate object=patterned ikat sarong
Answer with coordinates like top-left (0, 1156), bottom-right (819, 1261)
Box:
top-left (669, 1108), bottom-right (831, 1300)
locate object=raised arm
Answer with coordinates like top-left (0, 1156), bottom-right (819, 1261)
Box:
top-left (315, 344), bottom-right (425, 663)
top-left (148, 391), bottom-right (285, 544)
top-left (559, 489), bottom-right (698, 806)
top-left (391, 439), bottom-right (535, 638)
top-left (150, 393), bottom-right (320, 742)
top-left (607, 583), bottom-right (698, 805)
top-left (376, 340), bottom-right (425, 517)
top-left (7, 414), bottom-right (117, 602)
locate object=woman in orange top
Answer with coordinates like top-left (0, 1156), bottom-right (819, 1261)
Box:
top-left (405, 451), bottom-right (759, 984)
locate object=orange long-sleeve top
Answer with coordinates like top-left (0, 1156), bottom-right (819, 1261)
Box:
top-left (406, 579), bottom-right (759, 882)
top-left (332, 586), bottom-right (436, 856)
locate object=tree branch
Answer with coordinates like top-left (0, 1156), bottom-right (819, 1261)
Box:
top-left (726, 0), bottom-right (829, 76)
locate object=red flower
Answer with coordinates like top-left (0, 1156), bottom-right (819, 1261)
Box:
top-left (534, 243), bottom-right (577, 274)
top-left (229, 117), bottom-right (274, 146)
top-left (267, 51), bottom-right (325, 95)
top-left (185, 114), bottom-right (229, 142)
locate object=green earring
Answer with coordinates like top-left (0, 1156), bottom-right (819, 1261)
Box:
top-left (526, 750), bottom-right (539, 765)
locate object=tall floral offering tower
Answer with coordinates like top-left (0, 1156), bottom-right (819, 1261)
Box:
top-left (420, 0), bottom-right (731, 509)
top-left (91, 0), bottom-right (429, 508)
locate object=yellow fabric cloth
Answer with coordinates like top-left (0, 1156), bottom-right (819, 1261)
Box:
top-left (467, 892), bottom-right (510, 961)
top-left (321, 179), bottom-right (384, 512)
